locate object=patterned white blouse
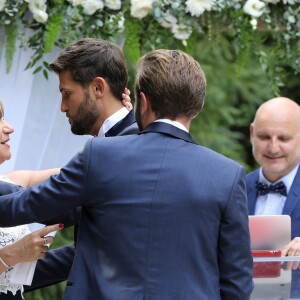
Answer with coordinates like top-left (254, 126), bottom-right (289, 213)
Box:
top-left (0, 175), bottom-right (30, 296)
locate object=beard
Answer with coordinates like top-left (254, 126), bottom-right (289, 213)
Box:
top-left (70, 92), bottom-right (99, 135)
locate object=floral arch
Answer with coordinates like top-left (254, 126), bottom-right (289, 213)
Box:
top-left (0, 0), bottom-right (299, 91)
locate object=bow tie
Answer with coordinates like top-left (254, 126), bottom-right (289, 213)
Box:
top-left (255, 181), bottom-right (287, 196)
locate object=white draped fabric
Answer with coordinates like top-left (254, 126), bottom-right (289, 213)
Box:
top-left (0, 31), bottom-right (89, 173)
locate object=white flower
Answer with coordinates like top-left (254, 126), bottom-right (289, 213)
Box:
top-left (250, 18), bottom-right (257, 29)
top-left (27, 0), bottom-right (48, 23)
top-left (67, 0), bottom-right (84, 5)
top-left (243, 0), bottom-right (266, 18)
top-left (171, 24), bottom-right (192, 40)
top-left (130, 0), bottom-right (154, 19)
top-left (0, 0), bottom-right (6, 12)
top-left (158, 11), bottom-right (177, 29)
top-left (82, 0), bottom-right (104, 15)
top-left (118, 15), bottom-right (125, 30)
top-left (32, 9), bottom-right (48, 23)
top-left (28, 0), bottom-right (47, 12)
top-left (185, 0), bottom-right (215, 17)
top-left (104, 0), bottom-right (121, 10)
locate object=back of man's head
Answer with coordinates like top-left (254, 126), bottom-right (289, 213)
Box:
top-left (50, 38), bottom-right (128, 100)
top-left (134, 49), bottom-right (206, 119)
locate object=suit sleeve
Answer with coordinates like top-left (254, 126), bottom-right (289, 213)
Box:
top-left (0, 139), bottom-right (93, 227)
top-left (24, 245), bottom-right (75, 292)
top-left (0, 180), bottom-right (23, 194)
top-left (218, 166), bottom-right (254, 300)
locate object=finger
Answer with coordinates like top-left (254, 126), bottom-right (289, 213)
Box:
top-left (125, 87), bottom-right (131, 96)
top-left (37, 224), bottom-right (64, 237)
top-left (289, 260), bottom-right (300, 270)
top-left (281, 248), bottom-right (288, 257)
top-left (42, 236), bottom-right (55, 246)
top-left (122, 93), bottom-right (131, 103)
top-left (284, 261), bottom-right (293, 270)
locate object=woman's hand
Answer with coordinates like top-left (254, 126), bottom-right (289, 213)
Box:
top-left (122, 88), bottom-right (133, 111)
top-left (0, 223), bottom-right (64, 268)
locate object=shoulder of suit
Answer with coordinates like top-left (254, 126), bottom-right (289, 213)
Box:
top-left (119, 123), bottom-right (139, 136)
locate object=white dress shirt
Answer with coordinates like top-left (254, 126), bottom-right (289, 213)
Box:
top-left (97, 107), bottom-right (130, 137)
top-left (255, 165), bottom-right (299, 215)
top-left (154, 119), bottom-right (189, 132)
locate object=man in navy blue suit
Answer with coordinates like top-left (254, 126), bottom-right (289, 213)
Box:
top-left (25, 38), bottom-right (138, 292)
top-left (247, 97), bottom-right (300, 257)
top-left (0, 49), bottom-right (253, 299)
top-left (246, 97), bottom-right (300, 297)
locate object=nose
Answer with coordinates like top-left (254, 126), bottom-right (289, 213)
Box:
top-left (267, 139), bottom-right (280, 154)
top-left (61, 98), bottom-right (68, 112)
top-left (2, 120), bottom-right (14, 134)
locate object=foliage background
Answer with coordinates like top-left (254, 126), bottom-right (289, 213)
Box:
top-left (0, 0), bottom-right (299, 299)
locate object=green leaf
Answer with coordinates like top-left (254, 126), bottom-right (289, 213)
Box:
top-left (43, 68), bottom-right (49, 79)
top-left (33, 66), bottom-right (43, 74)
top-left (4, 24), bottom-right (17, 73)
top-left (44, 12), bottom-right (63, 54)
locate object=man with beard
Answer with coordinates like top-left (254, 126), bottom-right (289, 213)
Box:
top-left (20, 38), bottom-right (137, 292)
top-left (0, 49), bottom-right (253, 299)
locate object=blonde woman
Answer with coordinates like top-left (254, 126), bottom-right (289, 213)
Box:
top-left (0, 101), bottom-right (63, 299)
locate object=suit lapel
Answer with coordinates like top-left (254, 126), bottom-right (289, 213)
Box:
top-left (282, 167), bottom-right (300, 215)
top-left (247, 170), bottom-right (260, 215)
top-left (139, 122), bottom-right (197, 145)
top-left (105, 110), bottom-right (135, 137)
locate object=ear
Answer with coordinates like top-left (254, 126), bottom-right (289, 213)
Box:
top-left (93, 77), bottom-right (107, 97)
top-left (249, 123), bottom-right (254, 144)
top-left (140, 92), bottom-right (151, 114)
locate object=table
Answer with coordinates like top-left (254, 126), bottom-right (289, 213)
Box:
top-left (251, 256), bottom-right (300, 300)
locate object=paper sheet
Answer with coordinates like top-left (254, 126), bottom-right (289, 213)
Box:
top-left (9, 223), bottom-right (56, 286)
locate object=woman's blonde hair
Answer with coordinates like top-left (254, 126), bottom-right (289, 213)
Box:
top-left (0, 101), bottom-right (4, 119)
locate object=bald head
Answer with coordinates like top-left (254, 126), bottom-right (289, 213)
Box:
top-left (254, 97), bottom-right (300, 125)
top-left (250, 97), bottom-right (300, 182)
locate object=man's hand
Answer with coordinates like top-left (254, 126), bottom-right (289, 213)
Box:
top-left (281, 237), bottom-right (300, 270)
top-left (122, 88), bottom-right (132, 111)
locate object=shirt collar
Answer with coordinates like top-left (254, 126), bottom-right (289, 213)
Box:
top-left (154, 119), bottom-right (188, 132)
top-left (97, 107), bottom-right (129, 137)
top-left (259, 164), bottom-right (299, 195)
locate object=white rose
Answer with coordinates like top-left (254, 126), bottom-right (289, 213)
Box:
top-left (185, 0), bottom-right (215, 17)
top-left (171, 24), bottom-right (192, 40)
top-left (0, 0), bottom-right (7, 12)
top-left (33, 9), bottom-right (48, 23)
top-left (130, 0), bottom-right (154, 19)
top-left (104, 0), bottom-right (121, 10)
top-left (158, 12), bottom-right (177, 29)
top-left (243, 0), bottom-right (266, 17)
top-left (82, 0), bottom-right (104, 15)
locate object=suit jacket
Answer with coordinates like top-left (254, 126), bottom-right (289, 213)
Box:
top-left (247, 167), bottom-right (300, 239)
top-left (25, 110), bottom-right (138, 292)
top-left (0, 122), bottom-right (253, 300)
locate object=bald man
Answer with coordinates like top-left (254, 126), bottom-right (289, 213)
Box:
top-left (247, 97), bottom-right (300, 258)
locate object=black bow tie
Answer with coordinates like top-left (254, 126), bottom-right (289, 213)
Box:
top-left (255, 181), bottom-right (287, 196)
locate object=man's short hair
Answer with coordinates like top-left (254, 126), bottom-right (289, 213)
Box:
top-left (50, 38), bottom-right (128, 100)
top-left (134, 49), bottom-right (206, 119)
